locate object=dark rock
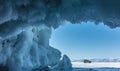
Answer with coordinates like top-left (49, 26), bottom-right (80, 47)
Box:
top-left (84, 59), bottom-right (92, 63)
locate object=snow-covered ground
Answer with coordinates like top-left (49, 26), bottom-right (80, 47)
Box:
top-left (72, 62), bottom-right (120, 68)
top-left (72, 62), bottom-right (120, 71)
top-left (73, 58), bottom-right (120, 62)
top-left (73, 68), bottom-right (120, 71)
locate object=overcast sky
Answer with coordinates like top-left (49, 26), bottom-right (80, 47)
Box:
top-left (50, 22), bottom-right (120, 60)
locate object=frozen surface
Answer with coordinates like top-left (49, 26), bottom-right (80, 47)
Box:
top-left (1, 0), bottom-right (120, 39)
top-left (72, 62), bottom-right (120, 68)
top-left (73, 58), bottom-right (120, 62)
top-left (73, 62), bottom-right (120, 71)
top-left (73, 68), bottom-right (120, 71)
top-left (51, 55), bottom-right (72, 71)
top-left (0, 27), bottom-right (62, 71)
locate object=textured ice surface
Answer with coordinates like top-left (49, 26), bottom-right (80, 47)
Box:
top-left (0, 0), bottom-right (120, 71)
top-left (51, 55), bottom-right (72, 71)
top-left (1, 0), bottom-right (120, 38)
top-left (0, 27), bottom-right (61, 71)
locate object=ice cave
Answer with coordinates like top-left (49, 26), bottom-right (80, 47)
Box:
top-left (0, 0), bottom-right (120, 71)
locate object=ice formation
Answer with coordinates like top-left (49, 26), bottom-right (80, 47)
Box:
top-left (0, 27), bottom-right (62, 71)
top-left (51, 55), bottom-right (73, 71)
top-left (0, 0), bottom-right (120, 71)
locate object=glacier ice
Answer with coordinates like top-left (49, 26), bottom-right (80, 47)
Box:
top-left (51, 55), bottom-right (73, 71)
top-left (1, 0), bottom-right (120, 39)
top-left (0, 27), bottom-right (62, 71)
top-left (0, 0), bottom-right (120, 71)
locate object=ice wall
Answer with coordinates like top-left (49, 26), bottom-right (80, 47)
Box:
top-left (0, 27), bottom-right (61, 71)
top-left (0, 0), bottom-right (120, 71)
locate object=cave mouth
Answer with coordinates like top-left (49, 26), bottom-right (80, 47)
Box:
top-left (50, 22), bottom-right (120, 60)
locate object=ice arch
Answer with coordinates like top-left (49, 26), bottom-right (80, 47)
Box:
top-left (0, 0), bottom-right (120, 71)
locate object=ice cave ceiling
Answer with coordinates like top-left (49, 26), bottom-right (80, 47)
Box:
top-left (0, 0), bottom-right (120, 71)
top-left (0, 0), bottom-right (120, 38)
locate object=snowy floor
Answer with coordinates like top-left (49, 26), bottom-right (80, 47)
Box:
top-left (73, 68), bottom-right (120, 71)
top-left (72, 62), bottom-right (120, 71)
top-left (72, 62), bottom-right (120, 68)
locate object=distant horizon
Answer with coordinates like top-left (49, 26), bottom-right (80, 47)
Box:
top-left (71, 57), bottom-right (120, 60)
top-left (72, 58), bottom-right (120, 62)
top-left (73, 57), bottom-right (120, 60)
top-left (50, 22), bottom-right (120, 60)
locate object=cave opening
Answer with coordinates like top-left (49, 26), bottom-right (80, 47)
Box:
top-left (50, 22), bottom-right (120, 61)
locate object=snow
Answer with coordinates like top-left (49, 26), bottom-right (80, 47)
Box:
top-left (73, 68), bottom-right (120, 71)
top-left (73, 62), bottom-right (120, 71)
top-left (73, 58), bottom-right (120, 62)
top-left (72, 62), bottom-right (120, 68)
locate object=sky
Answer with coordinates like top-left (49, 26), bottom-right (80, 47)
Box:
top-left (50, 22), bottom-right (120, 60)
